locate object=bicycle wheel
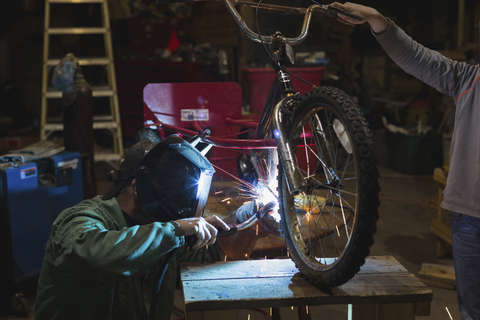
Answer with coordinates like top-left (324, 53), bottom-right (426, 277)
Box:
top-left (278, 86), bottom-right (380, 287)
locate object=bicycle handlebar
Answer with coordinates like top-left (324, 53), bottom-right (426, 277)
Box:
top-left (156, 0), bottom-right (362, 45)
top-left (158, 0), bottom-right (193, 2)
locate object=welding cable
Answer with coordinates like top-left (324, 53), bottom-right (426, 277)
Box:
top-left (148, 246), bottom-right (184, 320)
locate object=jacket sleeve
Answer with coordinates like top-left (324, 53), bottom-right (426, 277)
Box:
top-left (51, 208), bottom-right (185, 281)
top-left (374, 20), bottom-right (478, 99)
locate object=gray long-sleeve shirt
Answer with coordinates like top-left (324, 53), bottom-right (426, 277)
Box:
top-left (374, 20), bottom-right (480, 218)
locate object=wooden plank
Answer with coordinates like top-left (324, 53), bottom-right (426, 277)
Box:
top-left (420, 263), bottom-right (455, 277)
top-left (181, 256), bottom-right (408, 281)
top-left (350, 304), bottom-right (377, 320)
top-left (418, 263), bottom-right (456, 289)
top-left (186, 311), bottom-right (202, 320)
top-left (185, 310), bottom-right (239, 320)
top-left (350, 303), bottom-right (418, 320)
top-left (181, 258), bottom-right (299, 281)
top-left (415, 301), bottom-right (431, 316)
top-left (431, 220), bottom-right (452, 243)
top-left (418, 278), bottom-right (455, 290)
top-left (181, 256), bottom-right (433, 312)
top-left (377, 303), bottom-right (415, 320)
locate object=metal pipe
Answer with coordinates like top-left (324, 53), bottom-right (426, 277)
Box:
top-left (147, 121), bottom-right (278, 149)
top-left (233, 0), bottom-right (307, 14)
top-left (236, 215), bottom-right (259, 231)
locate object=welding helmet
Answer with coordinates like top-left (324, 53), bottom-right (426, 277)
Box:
top-left (103, 139), bottom-right (157, 200)
top-left (135, 135), bottom-right (215, 222)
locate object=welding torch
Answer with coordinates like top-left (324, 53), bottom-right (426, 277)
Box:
top-left (184, 200), bottom-right (277, 250)
top-left (218, 200), bottom-right (277, 236)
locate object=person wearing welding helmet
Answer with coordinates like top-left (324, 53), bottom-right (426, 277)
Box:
top-left (34, 135), bottom-right (279, 320)
top-left (330, 2), bottom-right (480, 319)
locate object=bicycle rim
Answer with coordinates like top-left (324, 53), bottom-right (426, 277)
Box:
top-left (279, 86), bottom-right (379, 287)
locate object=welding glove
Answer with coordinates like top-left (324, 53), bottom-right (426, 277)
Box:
top-left (175, 216), bottom-right (230, 250)
top-left (216, 200), bottom-right (283, 260)
top-left (231, 200), bottom-right (283, 238)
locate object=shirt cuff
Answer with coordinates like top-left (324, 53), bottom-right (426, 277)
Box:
top-left (371, 17), bottom-right (392, 36)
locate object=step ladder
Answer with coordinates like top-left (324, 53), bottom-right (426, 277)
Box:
top-left (41, 0), bottom-right (123, 165)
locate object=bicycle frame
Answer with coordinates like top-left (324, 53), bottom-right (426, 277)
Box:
top-left (146, 0), bottom-right (361, 195)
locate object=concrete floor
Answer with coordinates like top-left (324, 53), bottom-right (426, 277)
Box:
top-left (1, 129), bottom-right (460, 320)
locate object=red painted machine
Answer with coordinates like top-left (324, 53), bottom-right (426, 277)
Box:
top-left (143, 82), bottom-right (276, 179)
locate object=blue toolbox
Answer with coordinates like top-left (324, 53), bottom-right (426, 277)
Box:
top-left (0, 148), bottom-right (84, 314)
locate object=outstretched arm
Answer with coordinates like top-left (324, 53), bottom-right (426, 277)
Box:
top-left (330, 2), bottom-right (389, 34)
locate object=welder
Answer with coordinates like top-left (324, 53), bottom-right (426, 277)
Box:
top-left (33, 135), bottom-right (279, 320)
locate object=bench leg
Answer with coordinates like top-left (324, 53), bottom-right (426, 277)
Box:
top-left (349, 303), bottom-right (416, 320)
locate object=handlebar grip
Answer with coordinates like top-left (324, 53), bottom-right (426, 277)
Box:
top-left (326, 5), bottom-right (363, 21)
top-left (156, 0), bottom-right (194, 3)
top-left (341, 12), bottom-right (363, 21)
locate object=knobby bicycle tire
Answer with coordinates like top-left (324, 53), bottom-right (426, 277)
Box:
top-left (278, 86), bottom-right (380, 287)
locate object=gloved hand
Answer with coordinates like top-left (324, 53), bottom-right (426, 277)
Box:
top-left (232, 200), bottom-right (283, 238)
top-left (175, 216), bottom-right (230, 250)
top-left (216, 200), bottom-right (283, 260)
top-left (232, 200), bottom-right (275, 222)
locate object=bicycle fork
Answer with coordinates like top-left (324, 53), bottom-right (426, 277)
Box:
top-left (245, 31), bottom-right (308, 196)
top-left (272, 95), bottom-right (307, 195)
top-left (270, 31), bottom-right (308, 196)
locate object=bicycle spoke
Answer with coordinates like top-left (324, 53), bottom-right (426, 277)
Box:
top-left (289, 104), bottom-right (359, 266)
top-left (338, 194), bottom-right (351, 241)
top-left (278, 87), bottom-right (378, 287)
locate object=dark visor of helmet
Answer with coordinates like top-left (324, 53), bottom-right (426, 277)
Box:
top-left (136, 135), bottom-right (215, 222)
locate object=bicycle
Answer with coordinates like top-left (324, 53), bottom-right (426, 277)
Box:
top-left (146, 0), bottom-right (380, 288)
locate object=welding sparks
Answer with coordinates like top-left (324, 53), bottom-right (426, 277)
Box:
top-left (215, 190), bottom-right (223, 194)
top-left (446, 307), bottom-right (453, 320)
top-left (221, 198), bottom-right (231, 203)
top-left (255, 183), bottom-right (280, 222)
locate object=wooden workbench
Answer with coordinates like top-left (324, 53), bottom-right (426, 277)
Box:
top-left (181, 255), bottom-right (433, 320)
